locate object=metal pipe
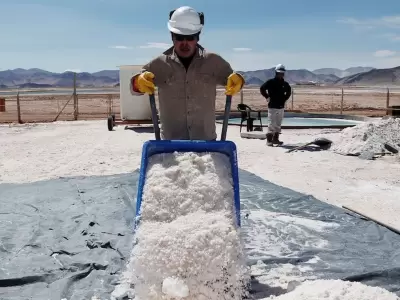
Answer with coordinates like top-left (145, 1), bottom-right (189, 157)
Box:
top-left (221, 95), bottom-right (232, 141)
top-left (342, 205), bottom-right (400, 236)
top-left (149, 94), bottom-right (161, 140)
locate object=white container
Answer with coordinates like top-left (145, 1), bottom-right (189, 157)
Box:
top-left (118, 65), bottom-right (152, 120)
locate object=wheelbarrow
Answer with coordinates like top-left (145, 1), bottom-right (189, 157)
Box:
top-left (134, 94), bottom-right (241, 229)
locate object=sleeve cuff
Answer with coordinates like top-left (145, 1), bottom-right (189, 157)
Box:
top-left (129, 73), bottom-right (145, 96)
top-left (235, 72), bottom-right (245, 88)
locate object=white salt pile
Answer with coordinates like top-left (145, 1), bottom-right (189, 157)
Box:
top-left (119, 152), bottom-right (249, 300)
top-left (331, 117), bottom-right (400, 156)
top-left (267, 279), bottom-right (399, 300)
top-left (130, 211), bottom-right (248, 299)
top-left (139, 151), bottom-right (236, 222)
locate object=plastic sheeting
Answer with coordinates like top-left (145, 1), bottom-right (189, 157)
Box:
top-left (240, 172), bottom-right (400, 298)
top-left (1, 170), bottom-right (400, 300)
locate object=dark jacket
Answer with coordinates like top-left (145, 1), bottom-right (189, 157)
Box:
top-left (260, 77), bottom-right (292, 109)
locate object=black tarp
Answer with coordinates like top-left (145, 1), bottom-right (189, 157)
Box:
top-left (1, 169), bottom-right (400, 300)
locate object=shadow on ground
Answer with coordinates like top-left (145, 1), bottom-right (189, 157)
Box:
top-left (0, 169), bottom-right (399, 300)
top-left (124, 126), bottom-right (154, 134)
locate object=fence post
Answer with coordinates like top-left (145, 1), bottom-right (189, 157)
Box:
top-left (340, 88), bottom-right (344, 115)
top-left (386, 88), bottom-right (390, 115)
top-left (0, 97), bottom-right (5, 112)
top-left (240, 89), bottom-right (243, 104)
top-left (291, 89), bottom-right (294, 110)
top-left (73, 73), bottom-right (78, 120)
top-left (16, 91), bottom-right (22, 124)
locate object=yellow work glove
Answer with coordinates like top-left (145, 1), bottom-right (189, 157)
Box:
top-left (135, 71), bottom-right (155, 94)
top-left (225, 72), bottom-right (245, 96)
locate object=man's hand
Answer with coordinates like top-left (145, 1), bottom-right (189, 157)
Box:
top-left (225, 73), bottom-right (245, 96)
top-left (132, 71), bottom-right (155, 94)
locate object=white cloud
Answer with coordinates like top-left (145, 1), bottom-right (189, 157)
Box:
top-left (337, 15), bottom-right (400, 29)
top-left (138, 42), bottom-right (170, 49)
top-left (233, 47), bottom-right (252, 52)
top-left (381, 15), bottom-right (400, 27)
top-left (336, 18), bottom-right (376, 31)
top-left (65, 68), bottom-right (81, 73)
top-left (337, 17), bottom-right (373, 26)
top-left (374, 50), bottom-right (396, 57)
top-left (109, 45), bottom-right (132, 49)
top-left (382, 33), bottom-right (400, 42)
top-left (220, 50), bottom-right (400, 72)
top-left (338, 16), bottom-right (400, 39)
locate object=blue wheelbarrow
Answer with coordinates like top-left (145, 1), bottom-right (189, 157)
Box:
top-left (134, 93), bottom-right (241, 228)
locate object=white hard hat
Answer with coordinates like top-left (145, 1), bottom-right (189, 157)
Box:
top-left (168, 6), bottom-right (204, 35)
top-left (275, 64), bottom-right (286, 73)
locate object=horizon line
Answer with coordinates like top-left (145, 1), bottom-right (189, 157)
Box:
top-left (0, 65), bottom-right (387, 74)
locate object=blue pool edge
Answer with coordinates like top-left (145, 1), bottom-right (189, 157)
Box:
top-left (216, 112), bottom-right (372, 129)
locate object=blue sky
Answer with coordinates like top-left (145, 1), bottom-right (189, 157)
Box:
top-left (1, 0), bottom-right (400, 72)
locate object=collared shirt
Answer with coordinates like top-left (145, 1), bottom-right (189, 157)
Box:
top-left (132, 45), bottom-right (233, 140)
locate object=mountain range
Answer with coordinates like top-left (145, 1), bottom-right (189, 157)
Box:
top-left (312, 67), bottom-right (374, 78)
top-left (1, 66), bottom-right (399, 88)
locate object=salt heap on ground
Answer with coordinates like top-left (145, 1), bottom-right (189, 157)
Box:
top-left (331, 117), bottom-right (400, 156)
top-left (267, 279), bottom-right (399, 300)
top-left (122, 152), bottom-right (249, 300)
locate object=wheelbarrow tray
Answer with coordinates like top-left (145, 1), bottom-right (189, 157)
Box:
top-left (135, 139), bottom-right (241, 228)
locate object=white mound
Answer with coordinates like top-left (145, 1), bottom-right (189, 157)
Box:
top-left (267, 279), bottom-right (399, 300)
top-left (129, 211), bottom-right (248, 299)
top-left (331, 118), bottom-right (400, 156)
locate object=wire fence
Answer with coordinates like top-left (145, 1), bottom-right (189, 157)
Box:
top-left (1, 86), bottom-right (400, 124)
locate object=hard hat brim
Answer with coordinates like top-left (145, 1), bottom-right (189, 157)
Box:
top-left (275, 69), bottom-right (285, 73)
top-left (168, 22), bottom-right (202, 35)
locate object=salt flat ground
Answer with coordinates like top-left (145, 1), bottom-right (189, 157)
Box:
top-left (0, 120), bottom-right (399, 231)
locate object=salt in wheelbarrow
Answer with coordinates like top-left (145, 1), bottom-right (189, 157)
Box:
top-left (134, 93), bottom-right (241, 228)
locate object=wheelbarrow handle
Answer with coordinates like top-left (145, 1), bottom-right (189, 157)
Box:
top-left (149, 94), bottom-right (161, 140)
top-left (149, 93), bottom-right (232, 141)
top-left (221, 95), bottom-right (232, 141)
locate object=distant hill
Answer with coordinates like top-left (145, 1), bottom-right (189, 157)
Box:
top-left (0, 66), bottom-right (398, 88)
top-left (239, 68), bottom-right (339, 85)
top-left (0, 69), bottom-right (119, 88)
top-left (334, 66), bottom-right (400, 86)
top-left (313, 67), bottom-right (375, 78)
top-left (91, 70), bottom-right (119, 80)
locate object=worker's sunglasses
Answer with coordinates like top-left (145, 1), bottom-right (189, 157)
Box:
top-left (173, 33), bottom-right (198, 41)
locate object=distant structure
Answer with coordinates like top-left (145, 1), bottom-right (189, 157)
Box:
top-left (294, 81), bottom-right (320, 86)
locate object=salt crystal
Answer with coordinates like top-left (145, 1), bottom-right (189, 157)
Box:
top-left (162, 277), bottom-right (190, 298)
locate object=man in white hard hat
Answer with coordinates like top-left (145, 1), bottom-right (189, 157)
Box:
top-left (130, 6), bottom-right (245, 140)
top-left (259, 64), bottom-right (292, 146)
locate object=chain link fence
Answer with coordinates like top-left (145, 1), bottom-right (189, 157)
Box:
top-left (1, 87), bottom-right (399, 123)
top-left (233, 87), bottom-right (400, 116)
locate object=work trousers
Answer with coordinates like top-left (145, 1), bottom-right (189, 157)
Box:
top-left (267, 108), bottom-right (284, 134)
